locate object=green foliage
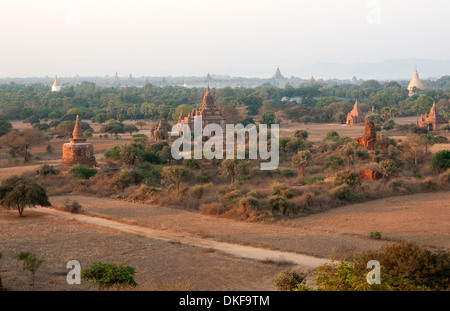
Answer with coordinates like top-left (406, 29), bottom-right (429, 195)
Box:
top-left (161, 166), bottom-right (192, 196)
top-left (260, 110), bottom-right (276, 125)
top-left (370, 231), bottom-right (382, 240)
top-left (183, 158), bottom-right (202, 169)
top-left (268, 195), bottom-right (289, 214)
top-left (378, 160), bottom-right (399, 180)
top-left (81, 262), bottom-right (138, 290)
top-left (219, 159), bottom-right (250, 185)
top-left (271, 181), bottom-right (295, 199)
top-left (293, 130), bottom-right (309, 140)
top-left (222, 190), bottom-right (242, 205)
top-left (439, 124), bottom-right (450, 131)
top-left (100, 122), bottom-right (125, 134)
top-left (71, 165), bottom-right (98, 180)
top-left (190, 185), bottom-right (204, 199)
top-left (431, 150), bottom-right (450, 172)
top-left (0, 176), bottom-right (50, 217)
top-left (0, 117), bottom-right (13, 137)
top-left (291, 150), bottom-right (312, 177)
top-left (334, 170), bottom-right (360, 186)
top-left (324, 156), bottom-right (344, 170)
top-left (299, 242), bottom-right (450, 291)
top-left (112, 169), bottom-right (136, 189)
top-left (104, 146), bottom-right (121, 161)
top-left (39, 164), bottom-right (57, 176)
top-left (15, 251), bottom-right (44, 286)
top-left (273, 270), bottom-right (307, 291)
top-left (329, 184), bottom-right (362, 201)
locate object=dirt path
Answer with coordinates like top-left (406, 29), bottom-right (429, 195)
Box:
top-left (34, 207), bottom-right (331, 270)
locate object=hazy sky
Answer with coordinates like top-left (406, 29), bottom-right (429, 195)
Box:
top-left (1, 0), bottom-right (449, 78)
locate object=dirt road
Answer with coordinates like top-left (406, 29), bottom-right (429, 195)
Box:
top-left (34, 207), bottom-right (331, 270)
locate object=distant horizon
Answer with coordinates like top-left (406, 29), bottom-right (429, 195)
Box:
top-left (0, 57), bottom-right (448, 81)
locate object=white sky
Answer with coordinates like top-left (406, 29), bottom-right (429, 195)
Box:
top-left (0, 0), bottom-right (449, 77)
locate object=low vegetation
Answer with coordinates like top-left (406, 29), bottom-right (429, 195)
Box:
top-left (281, 243), bottom-right (450, 291)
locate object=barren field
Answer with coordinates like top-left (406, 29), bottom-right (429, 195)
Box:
top-left (49, 191), bottom-right (450, 256)
top-left (0, 210), bottom-right (288, 291)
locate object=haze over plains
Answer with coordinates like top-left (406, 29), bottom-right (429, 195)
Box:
top-left (1, 0), bottom-right (449, 79)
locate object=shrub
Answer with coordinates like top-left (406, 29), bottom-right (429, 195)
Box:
top-left (190, 185), bottom-right (204, 199)
top-left (71, 165), bottom-right (98, 180)
top-left (222, 190), bottom-right (242, 205)
top-left (39, 165), bottom-right (57, 176)
top-left (324, 156), bottom-right (344, 170)
top-left (353, 243), bottom-right (450, 291)
top-left (268, 195), bottom-right (289, 214)
top-left (271, 181), bottom-right (295, 199)
top-left (183, 158), bottom-right (202, 169)
top-left (63, 199), bottom-right (82, 214)
top-left (370, 231), bottom-right (382, 240)
top-left (81, 262), bottom-right (138, 290)
top-left (439, 124), bottom-right (450, 131)
top-left (196, 171), bottom-right (212, 183)
top-left (273, 270), bottom-right (307, 291)
top-left (281, 169), bottom-right (296, 178)
top-left (330, 184), bottom-right (362, 202)
top-left (112, 169), bottom-right (135, 189)
top-left (334, 170), bottom-right (360, 186)
top-left (296, 243), bottom-right (448, 291)
top-left (15, 252), bottom-right (43, 286)
top-left (431, 150), bottom-right (450, 172)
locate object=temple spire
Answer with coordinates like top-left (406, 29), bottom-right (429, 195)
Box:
top-left (72, 115), bottom-right (85, 142)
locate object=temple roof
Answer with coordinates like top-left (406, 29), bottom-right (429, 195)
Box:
top-left (72, 115), bottom-right (85, 141)
top-left (53, 75), bottom-right (59, 87)
top-left (408, 69), bottom-right (424, 90)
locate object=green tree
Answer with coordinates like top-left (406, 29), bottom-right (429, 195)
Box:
top-left (15, 252), bottom-right (43, 286)
top-left (140, 102), bottom-right (156, 120)
top-left (123, 124), bottom-right (139, 136)
top-left (431, 150), bottom-right (450, 172)
top-left (339, 141), bottom-right (360, 167)
top-left (161, 166), bottom-right (192, 196)
top-left (0, 117), bottom-right (12, 137)
top-left (135, 121), bottom-right (146, 130)
top-left (81, 262), bottom-right (138, 291)
top-left (292, 150), bottom-right (312, 177)
top-left (260, 110), bottom-right (276, 126)
top-left (92, 112), bottom-right (108, 124)
top-left (378, 160), bottom-right (398, 181)
top-left (219, 159), bottom-right (249, 185)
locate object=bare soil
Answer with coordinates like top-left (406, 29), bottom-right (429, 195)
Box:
top-left (0, 210), bottom-right (288, 291)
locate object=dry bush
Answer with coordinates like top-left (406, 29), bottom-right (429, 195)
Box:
top-left (199, 202), bottom-right (227, 215)
top-left (63, 199), bottom-right (83, 214)
top-left (40, 173), bottom-right (74, 196)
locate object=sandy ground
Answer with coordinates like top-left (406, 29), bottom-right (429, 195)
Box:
top-left (0, 210), bottom-right (290, 291)
top-left (49, 192), bottom-right (450, 258)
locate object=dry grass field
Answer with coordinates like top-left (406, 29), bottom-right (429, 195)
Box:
top-left (0, 210), bottom-right (288, 291)
top-left (1, 117), bottom-right (449, 291)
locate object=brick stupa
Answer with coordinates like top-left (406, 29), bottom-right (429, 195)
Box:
top-left (61, 115), bottom-right (97, 167)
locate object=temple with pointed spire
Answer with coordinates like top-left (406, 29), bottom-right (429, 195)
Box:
top-left (176, 84), bottom-right (226, 133)
top-left (419, 101), bottom-right (447, 131)
top-left (61, 115), bottom-right (97, 167)
top-left (153, 119), bottom-right (169, 141)
top-left (52, 75), bottom-right (61, 92)
top-left (346, 100), bottom-right (365, 125)
top-left (272, 66), bottom-right (284, 79)
top-left (407, 69), bottom-right (424, 96)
